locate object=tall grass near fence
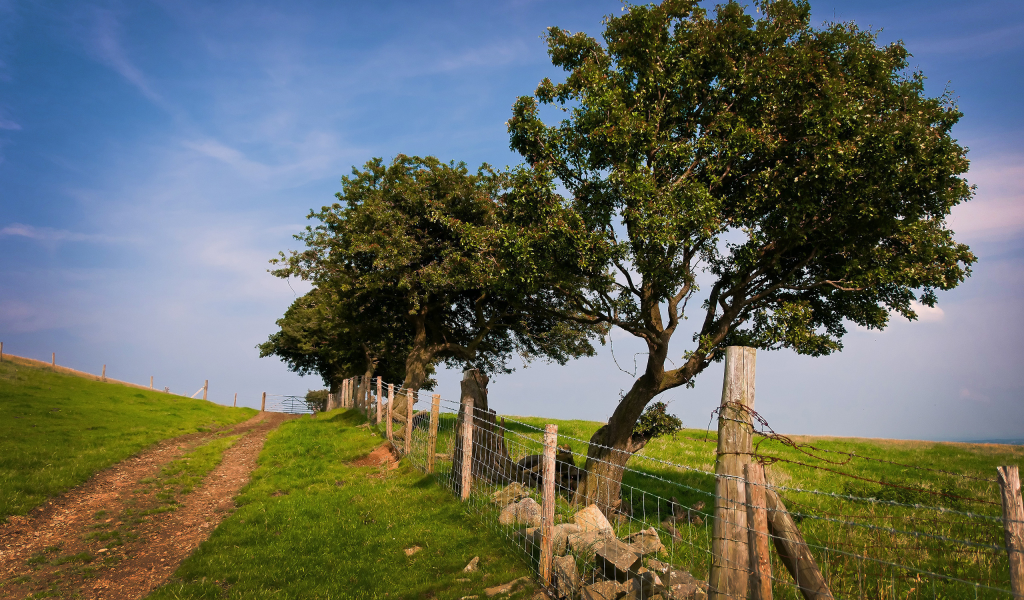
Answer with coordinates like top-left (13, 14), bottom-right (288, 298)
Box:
top-left (353, 374), bottom-right (1022, 600)
top-left (0, 359), bottom-right (256, 521)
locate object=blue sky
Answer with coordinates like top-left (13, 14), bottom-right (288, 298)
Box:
top-left (1, 0), bottom-right (1022, 442)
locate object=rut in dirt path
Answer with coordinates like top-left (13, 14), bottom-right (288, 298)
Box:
top-left (0, 411), bottom-right (297, 599)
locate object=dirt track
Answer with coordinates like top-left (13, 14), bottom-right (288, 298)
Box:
top-left (0, 411), bottom-right (295, 599)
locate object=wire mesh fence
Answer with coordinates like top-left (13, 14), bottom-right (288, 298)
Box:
top-left (337, 374), bottom-right (1022, 600)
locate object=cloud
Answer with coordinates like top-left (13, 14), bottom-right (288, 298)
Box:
top-left (959, 387), bottom-right (991, 403)
top-left (86, 8), bottom-right (174, 113)
top-left (908, 22), bottom-right (1024, 58)
top-left (949, 156), bottom-right (1024, 241)
top-left (0, 223), bottom-right (116, 248)
top-left (435, 40), bottom-right (529, 72)
top-left (0, 115), bottom-right (19, 130)
top-left (909, 300), bottom-right (944, 322)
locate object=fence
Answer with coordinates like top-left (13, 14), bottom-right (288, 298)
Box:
top-left (333, 350), bottom-right (1023, 600)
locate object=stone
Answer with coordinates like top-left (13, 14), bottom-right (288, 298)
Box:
top-left (575, 504), bottom-right (614, 533)
top-left (567, 529), bottom-right (614, 555)
top-left (626, 527), bottom-right (665, 556)
top-left (551, 523), bottom-right (580, 556)
top-left (581, 580), bottom-right (626, 600)
top-left (463, 556), bottom-right (480, 572)
top-left (404, 546), bottom-right (421, 556)
top-left (595, 537), bottom-right (643, 582)
top-left (645, 559), bottom-right (670, 576)
top-left (624, 571), bottom-right (666, 600)
top-left (664, 569), bottom-right (708, 600)
top-left (499, 497), bottom-right (542, 527)
top-left (492, 482), bottom-right (530, 507)
top-left (552, 554), bottom-right (580, 598)
top-left (484, 576), bottom-right (530, 597)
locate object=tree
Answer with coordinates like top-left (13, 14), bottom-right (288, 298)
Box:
top-left (258, 285), bottom-right (409, 398)
top-left (271, 154), bottom-right (599, 416)
top-left (504, 0), bottom-right (975, 509)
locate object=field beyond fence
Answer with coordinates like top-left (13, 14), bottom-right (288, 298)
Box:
top-left (317, 350), bottom-right (1024, 600)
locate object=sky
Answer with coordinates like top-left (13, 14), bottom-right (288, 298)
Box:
top-left (1, 0), bottom-right (1022, 443)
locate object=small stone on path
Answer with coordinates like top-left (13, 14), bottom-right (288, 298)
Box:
top-left (463, 556), bottom-right (480, 572)
top-left (404, 545), bottom-right (421, 556)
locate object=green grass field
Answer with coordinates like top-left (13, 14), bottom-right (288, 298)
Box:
top-left (148, 409), bottom-right (539, 600)
top-left (0, 358), bottom-right (256, 521)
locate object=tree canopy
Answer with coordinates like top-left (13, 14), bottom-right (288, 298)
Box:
top-left (269, 155), bottom-right (600, 413)
top-left (503, 0), bottom-right (975, 507)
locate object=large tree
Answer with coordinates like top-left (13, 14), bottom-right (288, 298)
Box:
top-left (504, 0), bottom-right (976, 509)
top-left (272, 154), bottom-right (598, 416)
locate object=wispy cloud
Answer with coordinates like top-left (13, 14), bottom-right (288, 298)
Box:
top-left (86, 7), bottom-right (175, 114)
top-left (909, 300), bottom-right (944, 323)
top-left (959, 387), bottom-right (991, 403)
top-left (0, 223), bottom-right (116, 246)
top-left (908, 22), bottom-right (1024, 58)
top-left (949, 156), bottom-right (1024, 241)
top-left (435, 39), bottom-right (530, 72)
top-left (0, 115), bottom-right (19, 130)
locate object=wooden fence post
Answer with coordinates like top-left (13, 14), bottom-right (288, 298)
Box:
top-left (764, 489), bottom-right (832, 600)
top-left (404, 389), bottom-right (414, 456)
top-left (386, 384), bottom-right (394, 443)
top-left (745, 462), bottom-right (773, 600)
top-left (341, 379), bottom-right (347, 408)
top-left (376, 377), bottom-right (383, 424)
top-left (427, 394), bottom-right (441, 473)
top-left (203, 380), bottom-right (208, 401)
top-left (1, 341), bottom-right (4, 362)
top-left (540, 424), bottom-right (558, 585)
top-left (710, 346), bottom-right (755, 600)
top-left (998, 465), bottom-right (1024, 598)
top-left (52, 352), bottom-right (55, 367)
top-left (101, 364), bottom-right (106, 381)
top-left (233, 393), bottom-right (237, 408)
top-left (460, 398), bottom-right (474, 501)
top-left (150, 376), bottom-right (154, 389)
top-left (261, 392), bottom-right (266, 412)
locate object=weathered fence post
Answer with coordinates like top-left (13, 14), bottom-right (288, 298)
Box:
top-left (540, 423), bottom-right (558, 585)
top-left (711, 346), bottom-right (755, 600)
top-left (386, 383), bottom-right (394, 443)
top-left (1, 341), bottom-right (4, 362)
top-left (261, 391), bottom-right (266, 412)
top-left (745, 462), bottom-right (773, 600)
top-left (203, 379), bottom-right (208, 401)
top-left (460, 398), bottom-right (474, 501)
top-left (233, 393), bottom-right (237, 408)
top-left (101, 364), bottom-right (106, 381)
top-left (427, 394), bottom-right (441, 473)
top-left (52, 352), bottom-right (55, 367)
top-left (376, 377), bottom-right (383, 424)
top-left (764, 489), bottom-right (832, 600)
top-left (404, 388), bottom-right (414, 455)
top-left (341, 379), bottom-right (348, 408)
top-left (150, 376), bottom-right (154, 389)
top-left (998, 465), bottom-right (1024, 598)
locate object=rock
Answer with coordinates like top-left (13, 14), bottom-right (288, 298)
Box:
top-left (484, 576), bottom-right (530, 597)
top-left (664, 569), bottom-right (708, 600)
top-left (499, 497), bottom-right (542, 527)
top-left (515, 526), bottom-right (540, 546)
top-left (492, 482), bottom-right (530, 507)
top-left (574, 504), bottom-right (614, 533)
top-left (404, 546), bottom-right (421, 556)
top-left (551, 523), bottom-right (580, 556)
top-left (581, 580), bottom-right (626, 600)
top-left (552, 554), bottom-right (579, 598)
top-left (624, 571), bottom-right (666, 600)
top-left (567, 529), bottom-right (614, 555)
top-left (463, 556), bottom-right (480, 572)
top-left (596, 537), bottom-right (643, 582)
top-left (626, 527), bottom-right (665, 556)
top-left (645, 559), bottom-right (670, 575)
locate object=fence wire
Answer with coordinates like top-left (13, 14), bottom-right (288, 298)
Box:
top-left (345, 378), bottom-right (1019, 600)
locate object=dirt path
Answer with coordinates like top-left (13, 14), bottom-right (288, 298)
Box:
top-left (0, 411), bottom-right (296, 599)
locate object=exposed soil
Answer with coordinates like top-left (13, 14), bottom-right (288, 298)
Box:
top-left (349, 443), bottom-right (400, 468)
top-left (0, 411), bottom-right (296, 599)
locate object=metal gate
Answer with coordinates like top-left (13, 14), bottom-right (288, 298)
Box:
top-left (263, 394), bottom-right (315, 415)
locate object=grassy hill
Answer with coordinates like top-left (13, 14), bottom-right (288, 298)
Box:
top-left (0, 357), bottom-right (256, 521)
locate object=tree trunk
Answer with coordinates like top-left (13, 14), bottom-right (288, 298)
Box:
top-left (397, 313), bottom-right (434, 418)
top-left (572, 375), bottom-right (660, 513)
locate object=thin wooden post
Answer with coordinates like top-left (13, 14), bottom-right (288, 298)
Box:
top-left (386, 384), bottom-right (394, 443)
top-left (376, 377), bottom-right (383, 424)
top-left (765, 488), bottom-right (832, 600)
top-left (427, 394), bottom-right (441, 473)
top-left (101, 364), bottom-right (106, 381)
top-left (261, 392), bottom-right (266, 412)
top-left (203, 380), bottom-right (208, 401)
top-left (711, 346), bottom-right (755, 600)
top-left (460, 398), bottom-right (474, 501)
top-left (746, 463), bottom-right (773, 600)
top-left (998, 465), bottom-right (1024, 598)
top-left (52, 352), bottom-right (55, 367)
top-left (233, 393), bottom-right (237, 408)
top-left (540, 424), bottom-right (558, 585)
top-left (0, 342), bottom-right (3, 362)
top-left (404, 388), bottom-right (414, 455)
top-left (150, 376), bottom-right (154, 389)
top-left (341, 379), bottom-right (347, 408)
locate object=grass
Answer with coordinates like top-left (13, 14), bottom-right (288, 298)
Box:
top-left (491, 415), bottom-right (1024, 599)
top-left (0, 358), bottom-right (256, 521)
top-left (147, 409), bottom-right (539, 600)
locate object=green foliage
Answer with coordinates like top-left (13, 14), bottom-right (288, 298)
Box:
top-left (147, 410), bottom-right (538, 600)
top-left (270, 154), bottom-right (599, 389)
top-left (304, 389), bottom-right (329, 412)
top-left (0, 360), bottom-right (255, 521)
top-left (504, 0), bottom-right (975, 399)
top-left (632, 401), bottom-right (683, 441)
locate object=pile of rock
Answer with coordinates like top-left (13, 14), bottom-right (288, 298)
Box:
top-left (491, 484), bottom-right (707, 600)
